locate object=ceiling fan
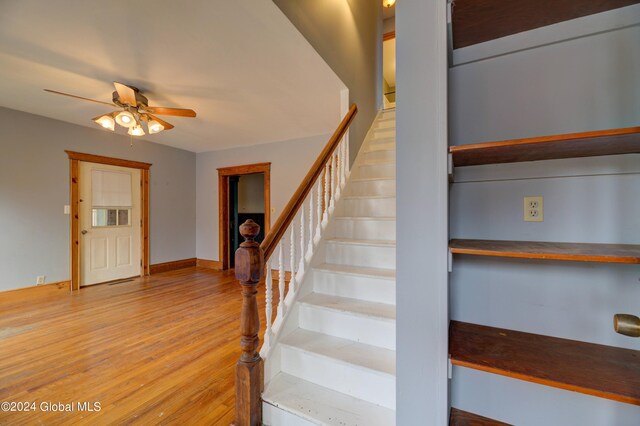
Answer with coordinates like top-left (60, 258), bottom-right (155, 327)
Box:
top-left (44, 82), bottom-right (197, 136)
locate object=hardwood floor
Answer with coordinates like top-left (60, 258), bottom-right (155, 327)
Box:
top-left (0, 267), bottom-right (275, 425)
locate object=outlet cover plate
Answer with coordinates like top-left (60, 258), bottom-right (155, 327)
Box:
top-left (524, 196), bottom-right (543, 222)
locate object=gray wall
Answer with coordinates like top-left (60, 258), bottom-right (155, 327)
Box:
top-left (272, 0), bottom-right (383, 162)
top-left (396, 1), bottom-right (450, 424)
top-left (449, 12), bottom-right (640, 426)
top-left (196, 133), bottom-right (329, 262)
top-left (0, 107), bottom-right (196, 292)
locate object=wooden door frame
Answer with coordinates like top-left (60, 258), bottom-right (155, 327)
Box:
top-left (218, 162), bottom-right (271, 270)
top-left (66, 151), bottom-right (152, 291)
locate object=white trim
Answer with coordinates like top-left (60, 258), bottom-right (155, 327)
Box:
top-left (452, 4), bottom-right (640, 67)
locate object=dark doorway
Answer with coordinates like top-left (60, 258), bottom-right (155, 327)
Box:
top-left (217, 163), bottom-right (271, 270)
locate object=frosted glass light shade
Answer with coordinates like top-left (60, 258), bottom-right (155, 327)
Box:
top-left (115, 111), bottom-right (135, 128)
top-left (94, 115), bottom-right (115, 131)
top-left (128, 125), bottom-right (145, 136)
top-left (147, 119), bottom-right (164, 134)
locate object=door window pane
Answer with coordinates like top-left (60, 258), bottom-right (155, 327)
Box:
top-left (118, 209), bottom-right (129, 226)
top-left (92, 208), bottom-right (131, 227)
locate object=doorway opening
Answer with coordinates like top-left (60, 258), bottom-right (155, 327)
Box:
top-left (218, 163), bottom-right (271, 270)
top-left (383, 3), bottom-right (396, 109)
top-left (66, 151), bottom-right (151, 291)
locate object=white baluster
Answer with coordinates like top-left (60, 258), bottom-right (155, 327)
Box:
top-left (307, 193), bottom-right (314, 258)
top-left (289, 227), bottom-right (296, 297)
top-left (322, 163), bottom-right (330, 224)
top-left (299, 208), bottom-right (305, 275)
top-left (341, 138), bottom-right (347, 189)
top-left (328, 154), bottom-right (337, 214)
top-left (314, 180), bottom-right (322, 243)
top-left (264, 262), bottom-right (273, 347)
top-left (277, 241), bottom-right (285, 318)
top-left (346, 133), bottom-right (350, 177)
top-left (335, 147), bottom-right (342, 200)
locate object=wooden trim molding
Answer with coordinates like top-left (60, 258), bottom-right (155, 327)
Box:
top-left (150, 258), bottom-right (197, 274)
top-left (67, 151), bottom-right (151, 291)
top-left (218, 162), bottom-right (271, 270)
top-left (65, 150), bottom-right (152, 170)
top-left (196, 258), bottom-right (224, 271)
top-left (383, 31), bottom-right (396, 41)
top-left (0, 280), bottom-right (71, 298)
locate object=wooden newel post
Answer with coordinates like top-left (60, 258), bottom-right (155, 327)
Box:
top-left (234, 219), bottom-right (264, 426)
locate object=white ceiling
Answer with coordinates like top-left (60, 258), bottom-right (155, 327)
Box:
top-left (0, 1), bottom-right (346, 153)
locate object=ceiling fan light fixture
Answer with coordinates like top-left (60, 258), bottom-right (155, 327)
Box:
top-left (383, 0), bottom-right (396, 7)
top-left (128, 125), bottom-right (145, 136)
top-left (115, 111), bottom-right (135, 128)
top-left (94, 115), bottom-right (115, 131)
top-left (147, 119), bottom-right (164, 134)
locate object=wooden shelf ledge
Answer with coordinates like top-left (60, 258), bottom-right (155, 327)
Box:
top-left (449, 126), bottom-right (640, 167)
top-left (450, 408), bottom-right (512, 426)
top-left (449, 321), bottom-right (640, 405)
top-left (449, 239), bottom-right (640, 264)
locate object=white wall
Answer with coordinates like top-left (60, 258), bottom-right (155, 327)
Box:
top-left (396, 1), bottom-right (449, 424)
top-left (0, 107), bottom-right (196, 292)
top-left (196, 133), bottom-right (329, 262)
top-left (449, 9), bottom-right (640, 426)
top-left (238, 173), bottom-right (265, 213)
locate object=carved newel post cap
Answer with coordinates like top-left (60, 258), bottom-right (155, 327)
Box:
top-left (239, 219), bottom-right (260, 242)
top-left (235, 220), bottom-right (263, 283)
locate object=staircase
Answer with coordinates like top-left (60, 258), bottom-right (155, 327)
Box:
top-left (262, 109), bottom-right (397, 425)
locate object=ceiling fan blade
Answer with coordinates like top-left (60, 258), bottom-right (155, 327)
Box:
top-left (114, 82), bottom-right (138, 106)
top-left (145, 106), bottom-right (197, 117)
top-left (44, 89), bottom-right (114, 106)
top-left (148, 114), bottom-right (174, 130)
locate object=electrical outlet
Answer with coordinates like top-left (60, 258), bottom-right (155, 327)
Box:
top-left (36, 275), bottom-right (46, 285)
top-left (524, 196), bottom-right (543, 222)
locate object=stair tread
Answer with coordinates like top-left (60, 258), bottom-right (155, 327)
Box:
top-left (335, 216), bottom-right (396, 221)
top-left (299, 293), bottom-right (396, 321)
top-left (314, 263), bottom-right (396, 279)
top-left (264, 373), bottom-right (396, 426)
top-left (281, 329), bottom-right (396, 376)
top-left (360, 158), bottom-right (395, 165)
top-left (327, 238), bottom-right (396, 247)
top-left (350, 177), bottom-right (396, 182)
top-left (343, 194), bottom-right (396, 200)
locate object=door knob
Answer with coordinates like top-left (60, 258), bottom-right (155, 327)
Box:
top-left (614, 314), bottom-right (640, 338)
top-left (81, 230), bottom-right (88, 235)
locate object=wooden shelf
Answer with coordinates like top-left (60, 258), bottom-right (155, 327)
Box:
top-left (449, 408), bottom-right (512, 426)
top-left (449, 321), bottom-right (640, 405)
top-left (449, 126), bottom-right (640, 167)
top-left (449, 239), bottom-right (640, 264)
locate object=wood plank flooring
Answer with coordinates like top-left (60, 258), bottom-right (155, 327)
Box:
top-left (0, 267), bottom-right (275, 425)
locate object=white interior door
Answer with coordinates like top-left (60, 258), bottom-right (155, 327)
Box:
top-left (79, 162), bottom-right (141, 286)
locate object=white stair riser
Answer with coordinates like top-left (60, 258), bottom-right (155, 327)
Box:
top-left (357, 163), bottom-right (395, 179)
top-left (381, 110), bottom-right (396, 120)
top-left (340, 197), bottom-right (396, 217)
top-left (263, 403), bottom-right (316, 426)
top-left (370, 137), bottom-right (395, 147)
top-left (364, 148), bottom-right (395, 163)
top-left (313, 270), bottom-right (396, 304)
top-left (281, 346), bottom-right (395, 409)
top-left (299, 304), bottom-right (396, 350)
top-left (325, 242), bottom-right (396, 269)
top-left (376, 119), bottom-right (395, 129)
top-left (334, 218), bottom-right (396, 240)
top-left (348, 179), bottom-right (396, 196)
top-left (373, 129), bottom-right (395, 139)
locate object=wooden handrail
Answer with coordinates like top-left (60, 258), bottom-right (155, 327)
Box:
top-left (260, 103), bottom-right (358, 260)
top-left (233, 103), bottom-right (357, 425)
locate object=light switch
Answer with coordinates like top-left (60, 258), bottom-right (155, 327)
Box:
top-left (64, 205), bottom-right (71, 215)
